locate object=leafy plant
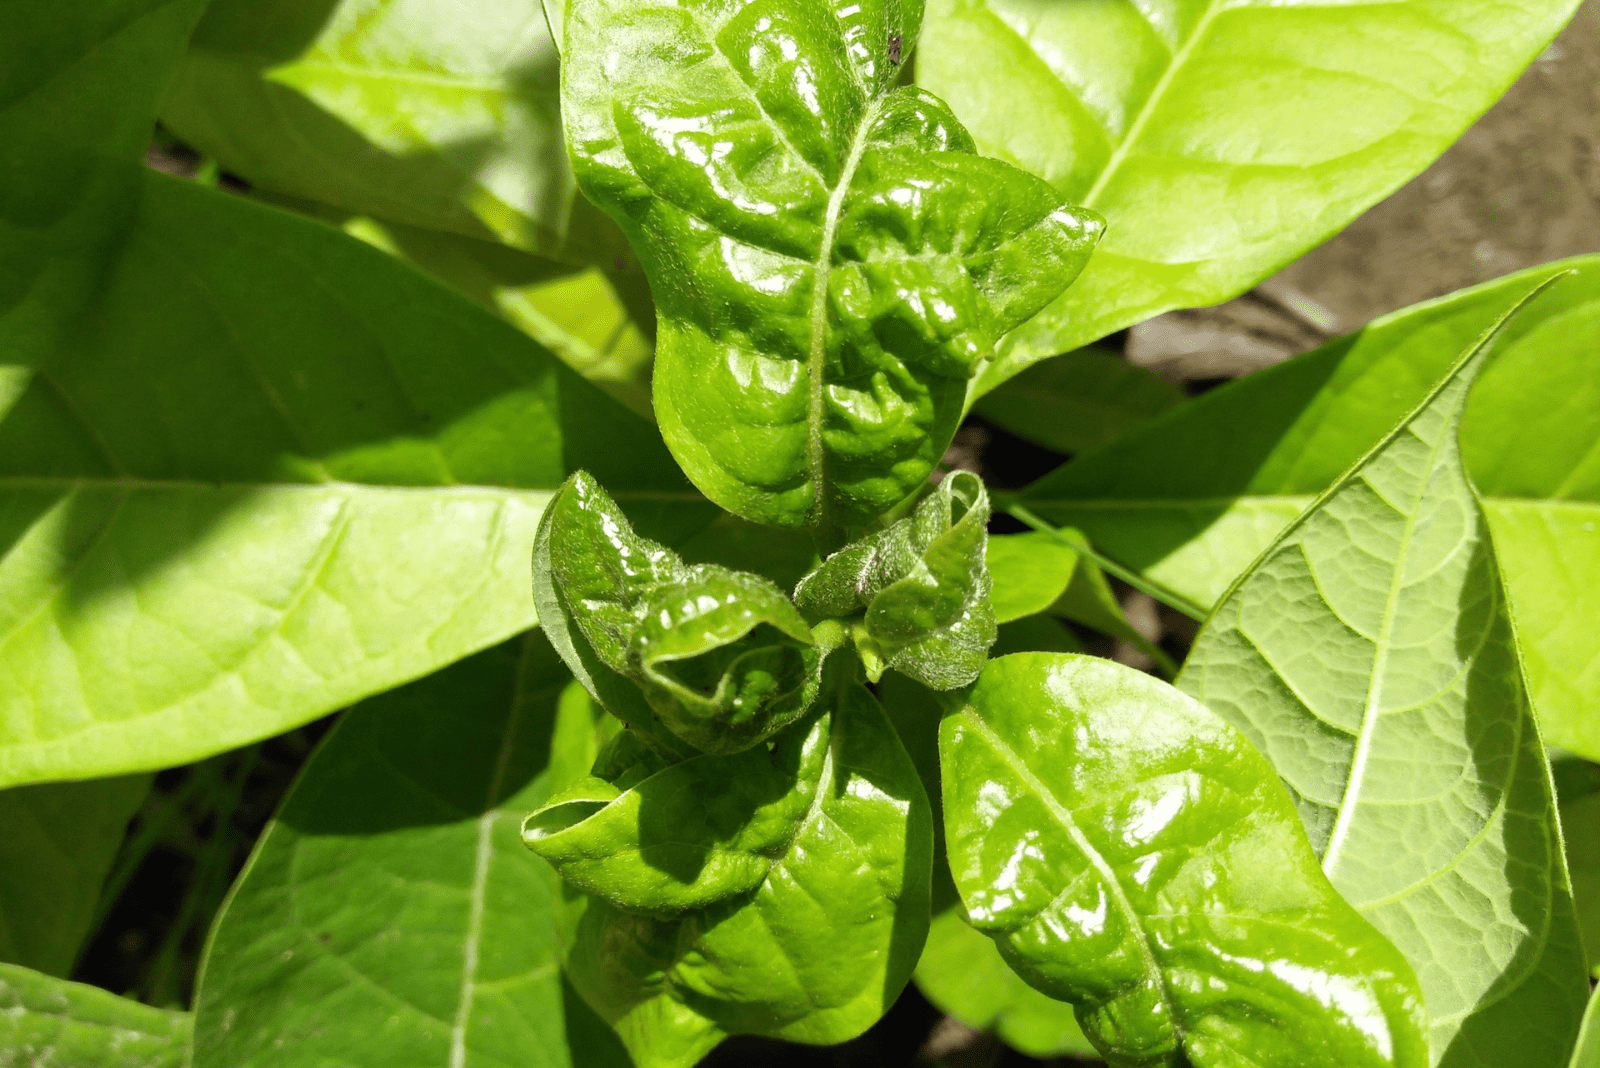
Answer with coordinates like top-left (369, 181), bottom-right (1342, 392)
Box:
top-left (1, 1), bottom-right (1595, 1068)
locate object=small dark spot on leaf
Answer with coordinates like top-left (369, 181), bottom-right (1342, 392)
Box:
top-left (318, 931), bottom-right (332, 945)
top-left (888, 34), bottom-right (903, 65)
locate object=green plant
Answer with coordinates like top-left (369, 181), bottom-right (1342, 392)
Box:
top-left (1, 1), bottom-right (1595, 1067)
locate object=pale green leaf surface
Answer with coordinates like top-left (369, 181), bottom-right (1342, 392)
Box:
top-left (1574, 986), bottom-right (1600, 1068)
top-left (916, 0), bottom-right (1584, 393)
top-left (1177, 287), bottom-right (1590, 1065)
top-left (562, 0), bottom-right (1101, 529)
top-left (942, 653), bottom-right (1429, 1068)
top-left (1025, 257), bottom-right (1600, 760)
top-left (973, 345), bottom-right (1184, 455)
top-left (566, 678), bottom-right (932, 1067)
top-left (0, 171), bottom-right (708, 788)
top-left (0, 962), bottom-right (190, 1068)
top-left (191, 635), bottom-right (632, 1068)
top-left (915, 908), bottom-right (1099, 1061)
top-left (0, 775), bottom-right (149, 976)
top-left (1563, 791), bottom-right (1600, 979)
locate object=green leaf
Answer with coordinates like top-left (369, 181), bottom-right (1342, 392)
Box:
top-left (524, 710), bottom-right (829, 912)
top-left (1562, 790), bottom-right (1600, 979)
top-left (973, 346), bottom-right (1185, 456)
top-left (0, 962), bottom-right (190, 1068)
top-left (990, 614), bottom-right (1084, 658)
top-left (916, 0), bottom-right (1584, 393)
top-left (561, 0), bottom-right (1102, 529)
top-left (796, 472), bottom-right (996, 687)
top-left (1023, 256), bottom-right (1600, 761)
top-left (916, 908), bottom-right (1099, 1061)
top-left (0, 775), bottom-right (149, 977)
top-left (564, 677), bottom-right (933, 1067)
top-left (162, 0), bottom-right (611, 262)
top-left (0, 172), bottom-right (709, 789)
top-left (941, 652), bottom-right (1429, 1068)
top-left (1573, 986), bottom-right (1600, 1068)
top-left (1176, 283), bottom-right (1590, 1064)
top-left (534, 472), bottom-right (823, 755)
top-left (191, 634), bottom-right (632, 1068)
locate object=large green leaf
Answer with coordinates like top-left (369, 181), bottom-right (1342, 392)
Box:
top-left (973, 345), bottom-right (1184, 456)
top-left (0, 962), bottom-right (190, 1068)
top-left (941, 652), bottom-right (1429, 1068)
top-left (1024, 257), bottom-right (1600, 761)
top-left (916, 0), bottom-right (1584, 392)
top-left (0, 172), bottom-right (708, 788)
top-left (560, 0), bottom-right (1102, 529)
top-left (564, 677), bottom-right (932, 1067)
top-left (0, 775), bottom-right (149, 976)
top-left (191, 635), bottom-right (632, 1068)
top-left (1177, 286), bottom-right (1590, 1064)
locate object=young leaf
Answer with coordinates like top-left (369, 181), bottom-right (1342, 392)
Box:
top-left (795, 471), bottom-right (996, 687)
top-left (917, 0), bottom-right (1585, 392)
top-left (1023, 256), bottom-right (1600, 762)
top-left (524, 710), bottom-right (829, 912)
top-left (1177, 283), bottom-right (1591, 1064)
top-left (0, 962), bottom-right (190, 1068)
top-left (565, 678), bottom-right (933, 1066)
top-left (191, 635), bottom-right (631, 1068)
top-left (0, 172), bottom-right (710, 789)
top-left (916, 908), bottom-right (1099, 1061)
top-left (560, 0), bottom-right (1103, 529)
top-left (534, 472), bottom-right (824, 755)
top-left (973, 346), bottom-right (1185, 456)
top-left (1574, 986), bottom-right (1600, 1068)
top-left (942, 653), bottom-right (1429, 1068)
top-left (0, 775), bottom-right (150, 976)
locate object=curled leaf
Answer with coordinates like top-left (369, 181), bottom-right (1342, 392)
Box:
top-left (795, 471), bottom-right (996, 687)
top-left (560, 0), bottom-right (1102, 529)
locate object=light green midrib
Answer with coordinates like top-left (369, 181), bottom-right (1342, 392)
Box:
top-left (961, 711), bottom-right (1183, 1046)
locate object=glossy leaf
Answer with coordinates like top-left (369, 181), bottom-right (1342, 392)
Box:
top-left (1177, 285), bottom-right (1590, 1065)
top-left (1563, 791), bottom-right (1600, 979)
top-left (191, 635), bottom-right (632, 1068)
top-left (1024, 256), bottom-right (1600, 761)
top-left (534, 472), bottom-right (823, 755)
top-left (973, 346), bottom-right (1184, 456)
top-left (561, 0), bottom-right (1102, 529)
top-left (0, 775), bottom-right (149, 976)
top-left (1574, 986), bottom-right (1600, 1068)
top-left (942, 652), bottom-right (1429, 1068)
top-left (0, 962), bottom-right (190, 1068)
top-left (795, 471), bottom-right (995, 687)
top-left (565, 677), bottom-right (932, 1067)
top-left (916, 908), bottom-right (1097, 1061)
top-left (916, 0), bottom-right (1584, 392)
top-left (524, 711), bottom-right (829, 912)
top-left (0, 171), bottom-right (708, 789)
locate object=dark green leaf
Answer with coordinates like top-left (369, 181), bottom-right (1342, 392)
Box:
top-left (677, 515), bottom-right (821, 590)
top-left (560, 0), bottom-right (1102, 529)
top-left (1177, 283), bottom-right (1590, 1064)
top-left (0, 776), bottom-right (149, 977)
top-left (1563, 790), bottom-right (1600, 980)
top-left (990, 615), bottom-right (1084, 658)
top-left (1023, 256), bottom-right (1600, 762)
top-left (795, 472), bottom-right (995, 687)
top-left (973, 346), bottom-right (1184, 456)
top-left (0, 963), bottom-right (190, 1068)
top-left (565, 677), bottom-right (932, 1066)
top-left (917, 0), bottom-right (1584, 392)
top-left (191, 634), bottom-right (631, 1068)
top-left (942, 652), bottom-right (1429, 1068)
top-left (534, 472), bottom-right (823, 755)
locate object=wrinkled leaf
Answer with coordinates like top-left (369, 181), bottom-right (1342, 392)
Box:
top-left (191, 635), bottom-right (632, 1068)
top-left (916, 908), bottom-right (1098, 1061)
top-left (565, 676), bottom-right (932, 1067)
top-left (973, 346), bottom-right (1184, 456)
top-left (535, 472), bottom-right (823, 755)
top-left (1563, 791), bottom-right (1600, 979)
top-left (0, 775), bottom-right (149, 977)
top-left (917, 0), bottom-right (1584, 392)
top-left (943, 653), bottom-right (1429, 1068)
top-left (524, 710), bottom-right (829, 912)
top-left (1178, 283), bottom-right (1590, 1065)
top-left (1024, 256), bottom-right (1600, 762)
top-left (796, 472), bottom-right (995, 687)
top-left (0, 172), bottom-right (708, 788)
top-left (0, 962), bottom-right (190, 1068)
top-left (561, 0), bottom-right (1102, 529)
